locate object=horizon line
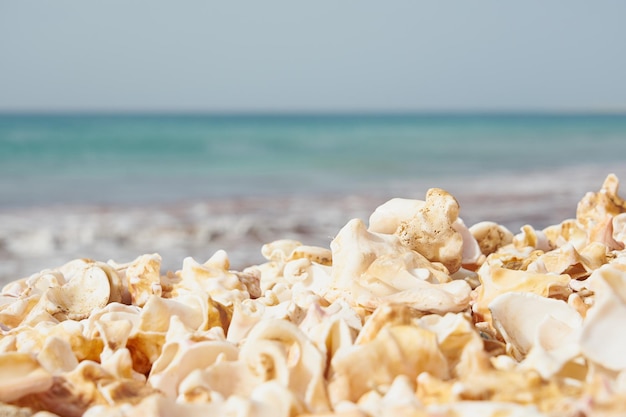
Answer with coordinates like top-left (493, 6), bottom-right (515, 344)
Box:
top-left (2, 108), bottom-right (626, 117)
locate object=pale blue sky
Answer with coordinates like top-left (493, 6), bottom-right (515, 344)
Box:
top-left (1, 1), bottom-right (625, 113)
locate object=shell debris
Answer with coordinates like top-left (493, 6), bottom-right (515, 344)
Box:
top-left (2, 175), bottom-right (626, 415)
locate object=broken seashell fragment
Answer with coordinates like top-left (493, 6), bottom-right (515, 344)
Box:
top-left (489, 292), bottom-right (582, 360)
top-left (473, 262), bottom-right (572, 324)
top-left (543, 218), bottom-right (587, 250)
top-left (50, 263), bottom-right (112, 321)
top-left (124, 253), bottom-right (162, 307)
top-left (368, 197), bottom-right (425, 235)
top-left (469, 221), bottom-right (513, 256)
top-left (513, 224), bottom-right (551, 252)
top-left (176, 254), bottom-right (248, 306)
top-left (0, 352), bottom-right (53, 403)
top-left (329, 324), bottom-right (448, 404)
top-left (577, 173), bottom-right (626, 232)
top-left (394, 188), bottom-right (463, 274)
top-left (289, 245), bottom-right (333, 266)
top-left (579, 263), bottom-right (626, 371)
top-left (262, 239), bottom-right (303, 262)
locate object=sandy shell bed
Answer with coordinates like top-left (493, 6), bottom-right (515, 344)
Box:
top-left (1, 174), bottom-right (626, 416)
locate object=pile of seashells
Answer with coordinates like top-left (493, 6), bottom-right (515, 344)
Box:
top-left (2, 174), bottom-right (626, 417)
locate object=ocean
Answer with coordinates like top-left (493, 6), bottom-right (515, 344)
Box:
top-left (1, 113), bottom-right (626, 282)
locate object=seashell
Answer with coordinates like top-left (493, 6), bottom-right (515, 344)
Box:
top-left (289, 245), bottom-right (333, 266)
top-left (543, 218), bottom-right (587, 250)
top-left (331, 219), bottom-right (448, 291)
top-left (473, 264), bottom-right (572, 324)
top-left (489, 292), bottom-right (582, 361)
top-left (429, 401), bottom-right (546, 417)
top-left (304, 314), bottom-right (356, 378)
top-left (148, 337), bottom-right (238, 398)
top-left (227, 299), bottom-right (266, 343)
top-left (0, 294), bottom-right (42, 329)
top-left (40, 320), bottom-right (103, 363)
top-left (247, 380), bottom-right (306, 417)
top-left (588, 215), bottom-right (624, 251)
top-left (521, 314), bottom-right (585, 380)
top-left (329, 324), bottom-right (448, 404)
top-left (417, 312), bottom-right (491, 378)
top-left (0, 352), bottom-right (53, 403)
top-left (469, 221), bottom-right (513, 256)
top-left (19, 360), bottom-right (155, 417)
top-left (613, 212), bottom-right (626, 246)
top-left (368, 197), bottom-right (425, 234)
top-left (138, 293), bottom-right (209, 334)
top-left (453, 218), bottom-right (483, 267)
top-left (95, 317), bottom-right (134, 363)
top-left (394, 188), bottom-right (463, 274)
top-left (124, 253), bottom-right (162, 307)
top-left (527, 242), bottom-right (605, 279)
top-left (176, 255), bottom-right (248, 306)
top-left (37, 336), bottom-right (79, 374)
top-left (577, 173), bottom-right (626, 232)
top-left (356, 374), bottom-right (421, 417)
top-left (513, 224), bottom-right (551, 252)
top-left (48, 263), bottom-right (113, 321)
top-left (380, 279), bottom-right (472, 314)
top-left (579, 264), bottom-right (626, 371)
top-left (234, 268), bottom-right (262, 299)
top-left (239, 319), bottom-right (330, 413)
top-left (2, 277), bottom-right (29, 297)
top-left (355, 303), bottom-right (418, 345)
top-left (24, 270), bottom-right (66, 297)
top-left (100, 347), bottom-right (142, 382)
top-left (262, 239), bottom-right (302, 262)
top-left (329, 219), bottom-right (472, 313)
top-left (283, 258), bottom-right (333, 298)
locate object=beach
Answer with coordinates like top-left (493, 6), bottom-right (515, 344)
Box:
top-left (2, 164), bottom-right (623, 285)
top-left (2, 113), bottom-right (626, 284)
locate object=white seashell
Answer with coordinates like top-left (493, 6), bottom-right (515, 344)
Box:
top-left (543, 218), bottom-right (587, 250)
top-left (239, 319), bottom-right (330, 413)
top-left (227, 299), bottom-right (266, 343)
top-left (177, 256), bottom-right (247, 306)
top-left (453, 218), bottom-right (483, 266)
top-left (576, 174), bottom-right (626, 232)
top-left (417, 312), bottom-right (491, 378)
top-left (330, 218), bottom-right (470, 313)
top-left (613, 213), bottom-right (626, 246)
top-left (580, 264), bottom-right (626, 371)
top-left (261, 239), bottom-right (302, 262)
top-left (37, 335), bottom-right (79, 374)
top-left (513, 225), bottom-right (551, 252)
top-left (428, 401), bottom-right (545, 417)
top-left (289, 245), bottom-right (332, 266)
top-left (51, 263), bottom-right (112, 321)
top-left (469, 221), bottom-right (513, 256)
top-left (473, 264), bottom-right (572, 323)
top-left (394, 188), bottom-right (463, 274)
top-left (526, 242), bottom-right (606, 279)
top-left (368, 197), bottom-right (425, 234)
top-left (357, 374), bottom-right (421, 417)
top-left (489, 292), bottom-right (581, 359)
top-left (0, 294), bottom-right (42, 329)
top-left (25, 270), bottom-right (66, 297)
top-left (125, 253), bottom-right (162, 307)
top-left (329, 324), bottom-right (448, 404)
top-left (149, 338), bottom-right (238, 398)
top-left (0, 352), bottom-right (53, 403)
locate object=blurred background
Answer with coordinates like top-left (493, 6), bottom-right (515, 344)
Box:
top-left (1, 1), bottom-right (626, 282)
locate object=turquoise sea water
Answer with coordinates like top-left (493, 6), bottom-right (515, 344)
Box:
top-left (2, 113), bottom-right (626, 208)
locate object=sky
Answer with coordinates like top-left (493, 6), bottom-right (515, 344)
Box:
top-left (1, 1), bottom-right (625, 113)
